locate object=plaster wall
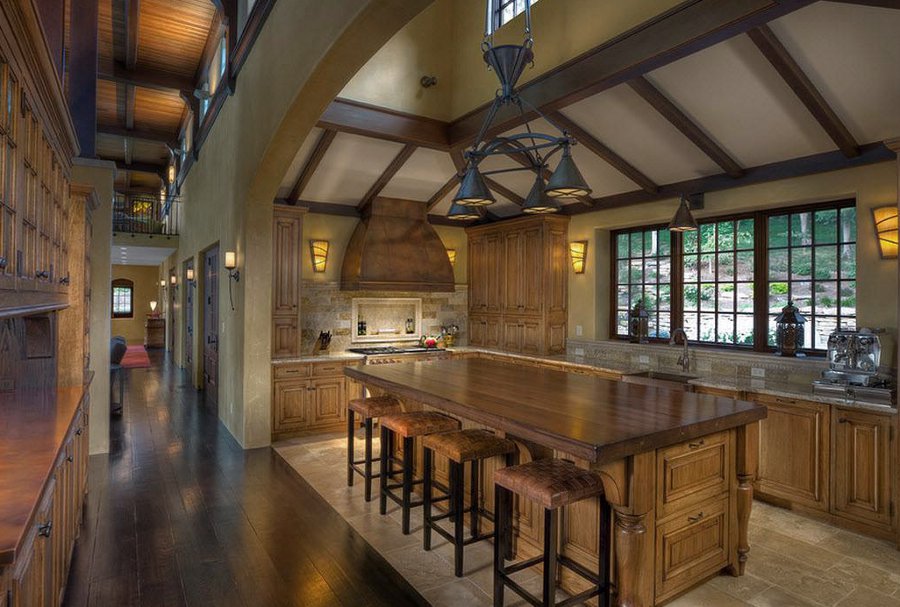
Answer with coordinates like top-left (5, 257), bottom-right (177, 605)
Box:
top-left (110, 264), bottom-right (161, 344)
top-left (567, 161), bottom-right (899, 357)
top-left (73, 159), bottom-right (115, 455)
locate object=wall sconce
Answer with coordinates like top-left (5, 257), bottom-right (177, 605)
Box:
top-left (309, 240), bottom-right (329, 273)
top-left (186, 267), bottom-right (196, 287)
top-left (170, 274), bottom-right (177, 286)
top-left (167, 164), bottom-right (176, 184)
top-left (569, 241), bottom-right (588, 274)
top-left (446, 249), bottom-right (457, 267)
top-left (225, 251), bottom-right (239, 311)
top-left (149, 300), bottom-right (158, 317)
top-left (873, 206), bottom-right (898, 259)
top-left (160, 279), bottom-right (166, 287)
top-left (159, 186), bottom-right (167, 202)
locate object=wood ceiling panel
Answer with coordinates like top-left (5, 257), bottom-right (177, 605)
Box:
top-left (137, 0), bottom-right (217, 79)
top-left (96, 133), bottom-right (127, 160)
top-left (130, 172), bottom-right (163, 189)
top-left (131, 140), bottom-right (169, 163)
top-left (133, 87), bottom-right (184, 133)
top-left (98, 0), bottom-right (118, 74)
top-left (97, 79), bottom-right (122, 126)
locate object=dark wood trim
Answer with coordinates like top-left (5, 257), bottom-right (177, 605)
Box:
top-left (747, 25), bottom-right (860, 158)
top-left (318, 98), bottom-right (450, 151)
top-left (484, 177), bottom-right (524, 206)
top-left (277, 198), bottom-right (471, 226)
top-left (357, 144), bottom-right (418, 210)
top-left (426, 175), bottom-right (459, 212)
top-left (230, 0), bottom-right (277, 79)
top-left (195, 11), bottom-right (225, 85)
top-left (628, 76), bottom-right (744, 178)
top-left (125, 84), bottom-right (136, 130)
top-left (448, 0), bottom-right (815, 148)
top-left (125, 0), bottom-right (140, 70)
top-left (287, 129), bottom-right (336, 203)
top-left (561, 141), bottom-right (893, 216)
top-left (97, 125), bottom-right (177, 145)
top-left (829, 0), bottom-right (900, 8)
top-left (98, 62), bottom-right (194, 94)
top-left (194, 84), bottom-right (229, 152)
top-left (549, 111), bottom-right (658, 193)
top-left (68, 0), bottom-right (99, 158)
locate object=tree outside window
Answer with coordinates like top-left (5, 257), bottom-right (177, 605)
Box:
top-left (111, 278), bottom-right (134, 319)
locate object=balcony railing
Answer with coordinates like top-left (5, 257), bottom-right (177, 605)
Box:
top-left (112, 195), bottom-right (180, 236)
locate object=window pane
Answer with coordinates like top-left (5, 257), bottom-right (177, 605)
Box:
top-left (684, 284), bottom-right (698, 311)
top-left (611, 227), bottom-right (671, 339)
top-left (717, 314), bottom-right (734, 343)
top-left (791, 248), bottom-right (811, 280)
top-left (717, 221), bottom-right (734, 251)
top-left (737, 219), bottom-right (754, 250)
top-left (699, 223), bottom-right (715, 252)
top-left (815, 281), bottom-right (838, 315)
top-left (684, 254), bottom-right (698, 282)
top-left (840, 244), bottom-right (855, 279)
top-left (658, 230), bottom-right (671, 256)
top-left (814, 246), bottom-right (837, 280)
top-left (717, 252), bottom-right (734, 281)
top-left (630, 231), bottom-right (643, 257)
top-left (717, 284), bottom-right (734, 312)
top-left (768, 215), bottom-right (788, 248)
top-left (840, 207), bottom-right (856, 243)
top-left (683, 230), bottom-right (697, 254)
top-left (768, 249), bottom-right (788, 280)
top-left (700, 253), bottom-right (715, 281)
top-left (840, 281), bottom-right (856, 316)
top-left (736, 250), bottom-right (754, 281)
top-left (791, 213), bottom-right (813, 246)
top-left (616, 234), bottom-right (629, 259)
top-left (617, 260), bottom-right (628, 284)
top-left (700, 284), bottom-right (715, 311)
top-left (736, 315), bottom-right (754, 346)
top-left (814, 209), bottom-right (837, 244)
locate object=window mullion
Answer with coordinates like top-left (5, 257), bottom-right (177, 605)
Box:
top-left (753, 212), bottom-right (768, 352)
top-left (671, 231), bottom-right (683, 338)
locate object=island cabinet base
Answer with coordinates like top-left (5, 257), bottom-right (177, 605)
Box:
top-left (386, 405), bottom-right (755, 607)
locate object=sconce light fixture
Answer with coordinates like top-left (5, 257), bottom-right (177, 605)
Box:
top-left (186, 267), bottom-right (195, 286)
top-left (873, 205), bottom-right (898, 259)
top-left (309, 240), bottom-right (329, 273)
top-left (170, 274), bottom-right (177, 286)
top-left (159, 186), bottom-right (167, 202)
top-left (447, 249), bottom-right (457, 267)
top-left (150, 300), bottom-right (157, 313)
top-left (159, 279), bottom-right (166, 287)
top-left (167, 164), bottom-right (176, 184)
top-left (225, 251), bottom-right (239, 311)
top-left (569, 241), bottom-right (588, 274)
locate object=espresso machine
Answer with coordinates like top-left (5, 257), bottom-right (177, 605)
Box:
top-left (812, 328), bottom-right (895, 406)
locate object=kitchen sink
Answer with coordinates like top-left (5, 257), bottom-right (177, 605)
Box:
top-left (622, 370), bottom-right (698, 391)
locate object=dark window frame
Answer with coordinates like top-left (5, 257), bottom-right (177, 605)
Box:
top-left (609, 198), bottom-right (857, 354)
top-left (492, 0), bottom-right (540, 30)
top-left (111, 278), bottom-right (134, 319)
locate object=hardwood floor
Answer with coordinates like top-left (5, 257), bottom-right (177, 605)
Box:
top-left (62, 351), bottom-right (426, 607)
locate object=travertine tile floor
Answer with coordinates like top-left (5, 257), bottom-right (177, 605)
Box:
top-left (275, 434), bottom-right (900, 607)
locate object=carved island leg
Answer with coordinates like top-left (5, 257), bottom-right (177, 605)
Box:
top-left (732, 421), bottom-right (759, 576)
top-left (600, 452), bottom-right (655, 607)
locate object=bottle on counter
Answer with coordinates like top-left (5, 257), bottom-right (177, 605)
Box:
top-left (358, 317), bottom-right (367, 336)
top-left (405, 318), bottom-right (415, 334)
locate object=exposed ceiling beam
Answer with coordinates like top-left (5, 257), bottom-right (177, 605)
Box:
top-left (98, 63), bottom-right (194, 94)
top-left (109, 159), bottom-right (166, 175)
top-left (98, 124), bottom-right (177, 145)
top-left (116, 186), bottom-right (163, 196)
top-left (426, 175), bottom-right (460, 212)
top-left (318, 98), bottom-right (450, 151)
top-left (747, 25), bottom-right (860, 158)
top-left (560, 141), bottom-right (893, 215)
top-left (125, 0), bottom-right (140, 70)
top-left (125, 84), bottom-right (136, 130)
top-left (628, 76), bottom-right (744, 178)
top-left (276, 199), bottom-right (474, 226)
top-left (448, 0), bottom-right (815, 148)
top-left (124, 139), bottom-right (134, 165)
top-left (484, 177), bottom-right (524, 206)
top-left (195, 12), bottom-right (225, 84)
top-left (548, 111), bottom-right (658, 194)
top-left (288, 129), bottom-right (336, 203)
top-left (357, 144), bottom-right (418, 210)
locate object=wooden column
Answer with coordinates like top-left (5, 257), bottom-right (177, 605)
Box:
top-left (67, 0), bottom-right (99, 157)
top-left (733, 422), bottom-right (759, 576)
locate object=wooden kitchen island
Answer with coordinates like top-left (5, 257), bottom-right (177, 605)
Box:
top-left (346, 358), bottom-right (767, 607)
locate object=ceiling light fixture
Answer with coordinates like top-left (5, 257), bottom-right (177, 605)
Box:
top-left (521, 174), bottom-right (560, 214)
top-left (448, 0), bottom-right (590, 218)
top-left (668, 194), bottom-right (699, 232)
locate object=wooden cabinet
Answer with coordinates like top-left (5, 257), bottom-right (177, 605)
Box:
top-left (272, 360), bottom-right (362, 440)
top-left (656, 431), bottom-right (730, 519)
top-left (271, 206), bottom-right (305, 359)
top-left (833, 408), bottom-right (893, 531)
top-left (756, 396), bottom-right (830, 512)
top-left (466, 215), bottom-right (569, 355)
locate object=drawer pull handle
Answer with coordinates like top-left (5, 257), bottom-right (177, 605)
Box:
top-left (838, 418), bottom-right (849, 424)
top-left (38, 521), bottom-right (53, 537)
top-left (687, 512), bottom-right (705, 523)
top-left (688, 439), bottom-right (705, 449)
top-left (76, 428), bottom-right (83, 436)
top-left (66, 455), bottom-right (74, 463)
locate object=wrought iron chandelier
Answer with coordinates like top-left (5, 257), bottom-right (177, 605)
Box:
top-left (448, 0), bottom-right (591, 220)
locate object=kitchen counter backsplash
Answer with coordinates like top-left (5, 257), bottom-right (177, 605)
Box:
top-left (300, 281), bottom-right (468, 352)
top-left (565, 338), bottom-right (838, 386)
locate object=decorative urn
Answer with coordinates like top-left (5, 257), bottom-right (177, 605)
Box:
top-left (629, 300), bottom-right (650, 344)
top-left (775, 300), bottom-right (806, 357)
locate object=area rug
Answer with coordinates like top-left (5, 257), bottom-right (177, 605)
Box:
top-left (121, 345), bottom-right (152, 369)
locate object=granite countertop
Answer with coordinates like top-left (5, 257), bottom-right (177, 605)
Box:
top-left (272, 352), bottom-right (366, 365)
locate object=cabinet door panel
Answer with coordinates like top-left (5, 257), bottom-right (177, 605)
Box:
top-left (272, 316), bottom-right (299, 359)
top-left (272, 213), bottom-right (301, 315)
top-left (273, 380), bottom-right (310, 431)
top-left (485, 317), bottom-right (501, 348)
top-left (485, 233), bottom-right (503, 313)
top-left (503, 230), bottom-right (522, 314)
top-left (522, 227), bottom-right (543, 315)
top-left (756, 400), bottom-right (829, 511)
top-left (469, 315), bottom-right (485, 346)
top-left (502, 320), bottom-right (523, 353)
top-left (310, 378), bottom-right (345, 428)
top-left (521, 319), bottom-right (542, 355)
top-left (833, 409), bottom-right (892, 530)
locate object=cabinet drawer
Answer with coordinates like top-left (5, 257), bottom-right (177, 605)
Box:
top-left (311, 361), bottom-right (350, 377)
top-left (655, 496), bottom-right (730, 602)
top-left (750, 392), bottom-right (808, 408)
top-left (273, 364), bottom-right (310, 379)
top-left (657, 431), bottom-right (731, 518)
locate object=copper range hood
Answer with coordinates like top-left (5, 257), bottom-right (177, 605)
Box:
top-left (340, 197), bottom-right (455, 292)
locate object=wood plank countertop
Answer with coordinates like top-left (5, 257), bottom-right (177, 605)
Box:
top-left (0, 385), bottom-right (86, 565)
top-left (346, 358), bottom-right (767, 463)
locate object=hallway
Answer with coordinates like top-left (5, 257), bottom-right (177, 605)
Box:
top-left (62, 353), bottom-right (426, 607)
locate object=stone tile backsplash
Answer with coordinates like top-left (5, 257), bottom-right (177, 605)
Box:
top-left (301, 281), bottom-right (468, 352)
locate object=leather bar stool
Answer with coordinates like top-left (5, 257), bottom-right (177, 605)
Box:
top-left (346, 395), bottom-right (402, 501)
top-left (493, 459), bottom-right (611, 607)
top-left (422, 429), bottom-right (517, 577)
top-left (379, 411), bottom-right (461, 534)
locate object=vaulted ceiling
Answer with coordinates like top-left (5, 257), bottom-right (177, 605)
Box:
top-left (277, 1), bottom-right (900, 220)
top-left (95, 0), bottom-right (218, 194)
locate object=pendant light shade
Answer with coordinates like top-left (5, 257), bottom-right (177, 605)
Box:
top-left (669, 195), bottom-right (699, 232)
top-left (545, 147), bottom-right (591, 199)
top-left (447, 201), bottom-right (484, 221)
top-left (522, 175), bottom-right (560, 214)
top-left (453, 164), bottom-right (495, 206)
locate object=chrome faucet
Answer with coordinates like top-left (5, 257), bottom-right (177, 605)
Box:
top-left (670, 328), bottom-right (691, 373)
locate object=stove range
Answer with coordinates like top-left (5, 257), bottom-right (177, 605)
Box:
top-left (347, 346), bottom-right (434, 355)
